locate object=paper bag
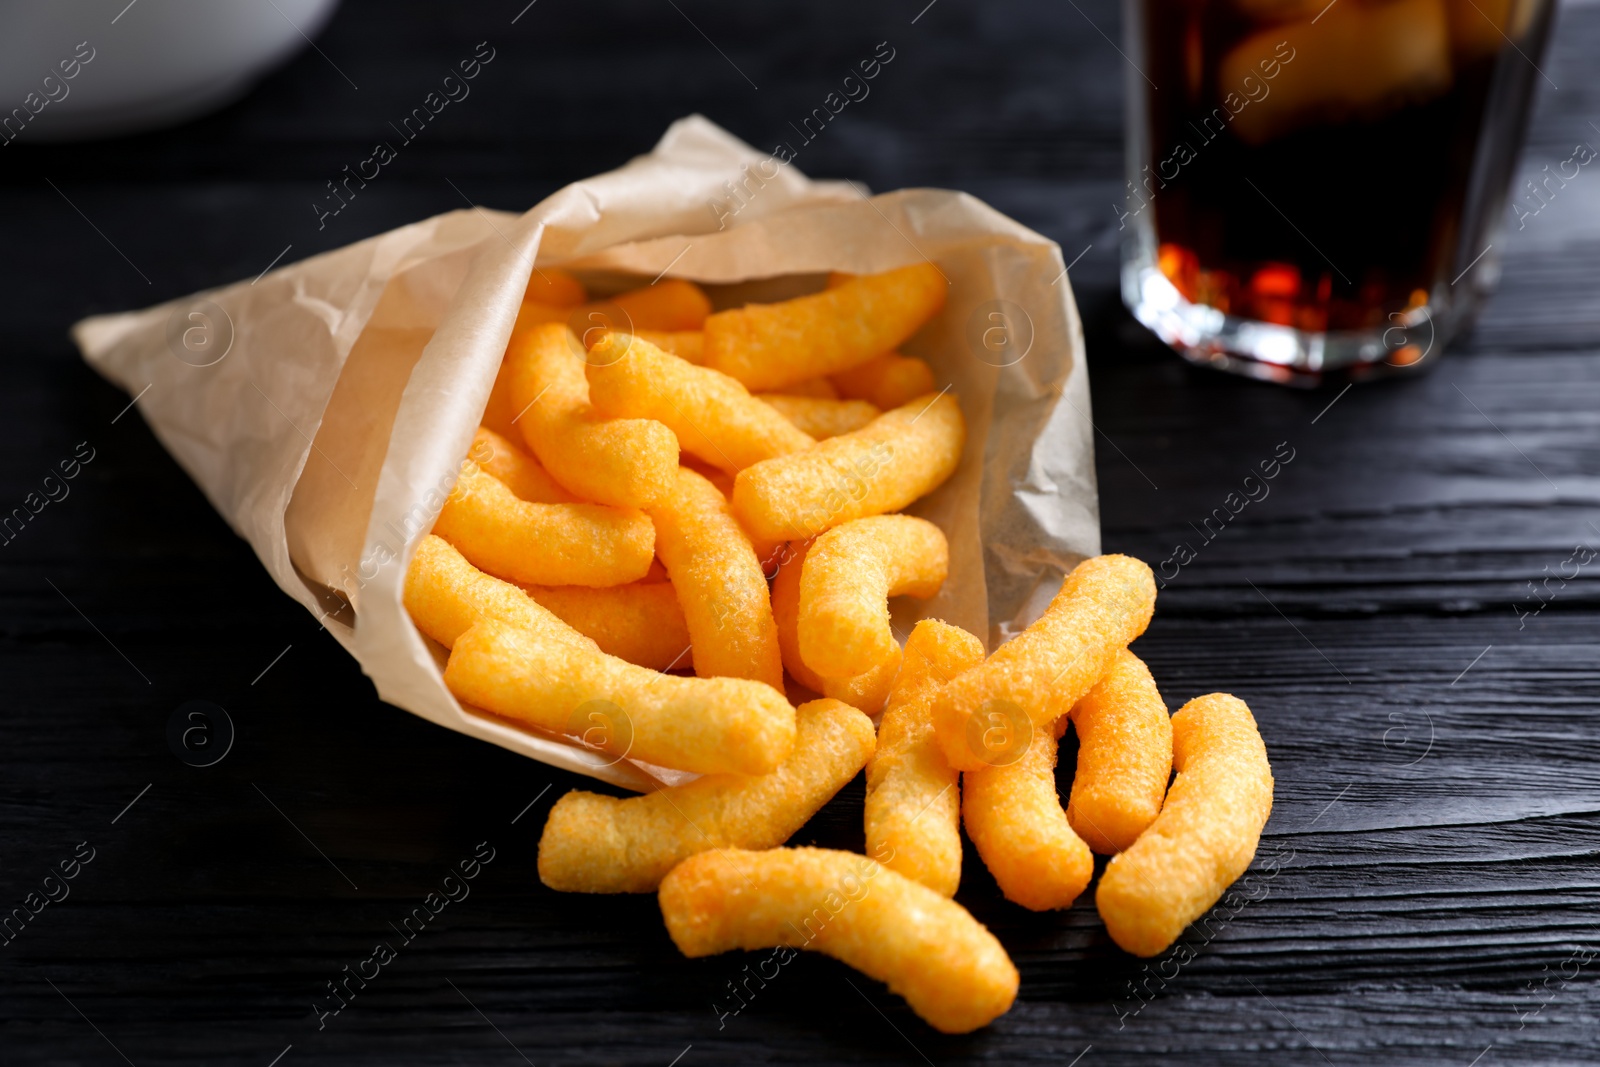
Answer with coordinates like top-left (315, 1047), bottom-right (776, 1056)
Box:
top-left (72, 115), bottom-right (1100, 791)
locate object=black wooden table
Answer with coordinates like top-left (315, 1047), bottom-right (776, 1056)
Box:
top-left (4, 1), bottom-right (1599, 1063)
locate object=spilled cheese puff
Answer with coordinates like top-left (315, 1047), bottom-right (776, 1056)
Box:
top-left (538, 699), bottom-right (874, 893)
top-left (865, 620), bottom-right (985, 896)
top-left (1096, 693), bottom-right (1274, 957)
top-left (933, 554), bottom-right (1156, 772)
top-left (964, 727), bottom-right (1093, 911)
top-left (658, 846), bottom-right (1018, 1033)
top-left (1067, 649), bottom-right (1173, 854)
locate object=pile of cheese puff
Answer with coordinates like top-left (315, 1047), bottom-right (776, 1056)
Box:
top-left (403, 263), bottom-right (1273, 1034)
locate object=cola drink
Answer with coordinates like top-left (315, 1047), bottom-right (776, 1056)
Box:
top-left (1121, 0), bottom-right (1558, 380)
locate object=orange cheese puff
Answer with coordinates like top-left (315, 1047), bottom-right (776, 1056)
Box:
top-left (681, 458), bottom-right (735, 501)
top-left (885, 618), bottom-right (980, 708)
top-left (770, 539), bottom-right (899, 713)
top-left (629, 328), bottom-right (704, 364)
top-left (830, 353), bottom-right (937, 411)
top-left (539, 699), bottom-right (875, 893)
top-left (403, 534), bottom-right (597, 652)
top-left (492, 303), bottom-right (590, 435)
top-left (933, 554), bottom-right (1156, 772)
top-left (702, 263), bottom-right (948, 391)
top-left (963, 728), bottom-right (1092, 911)
top-left (784, 382), bottom-right (844, 403)
top-left (799, 515), bottom-right (948, 679)
top-left (648, 467), bottom-right (784, 690)
top-left (824, 270), bottom-right (856, 289)
top-left (752, 536), bottom-right (788, 576)
top-left (733, 392), bottom-right (965, 543)
top-left (446, 619), bottom-right (796, 777)
top-left (597, 279), bottom-right (713, 331)
top-left (587, 333), bottom-right (816, 474)
top-left (659, 846), bottom-right (1018, 1034)
top-left (470, 427), bottom-right (577, 504)
top-left (865, 620), bottom-right (985, 896)
top-left (781, 376), bottom-right (840, 399)
top-left (524, 267), bottom-right (587, 307)
top-left (1096, 693), bottom-right (1274, 957)
top-left (505, 322), bottom-right (679, 508)
top-left (757, 394), bottom-right (880, 439)
top-left (432, 463), bottom-right (655, 588)
top-left (1067, 650), bottom-right (1173, 854)
top-left (522, 582), bottom-right (692, 671)
top-left (509, 299), bottom-right (571, 340)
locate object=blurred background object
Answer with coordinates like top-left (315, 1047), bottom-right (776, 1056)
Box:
top-left (1121, 0), bottom-right (1558, 384)
top-left (0, 0), bottom-right (341, 142)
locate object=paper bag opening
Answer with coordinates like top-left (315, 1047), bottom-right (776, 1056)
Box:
top-left (74, 115), bottom-right (1100, 794)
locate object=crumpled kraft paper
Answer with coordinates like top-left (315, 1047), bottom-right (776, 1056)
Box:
top-left (72, 115), bottom-right (1100, 792)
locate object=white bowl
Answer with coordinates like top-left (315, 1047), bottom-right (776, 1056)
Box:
top-left (0, 0), bottom-right (341, 141)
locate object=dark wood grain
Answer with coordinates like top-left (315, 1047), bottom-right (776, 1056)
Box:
top-left (3, 1), bottom-right (1600, 1063)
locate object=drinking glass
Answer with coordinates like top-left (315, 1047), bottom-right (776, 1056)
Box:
top-left (1120, 0), bottom-right (1559, 383)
